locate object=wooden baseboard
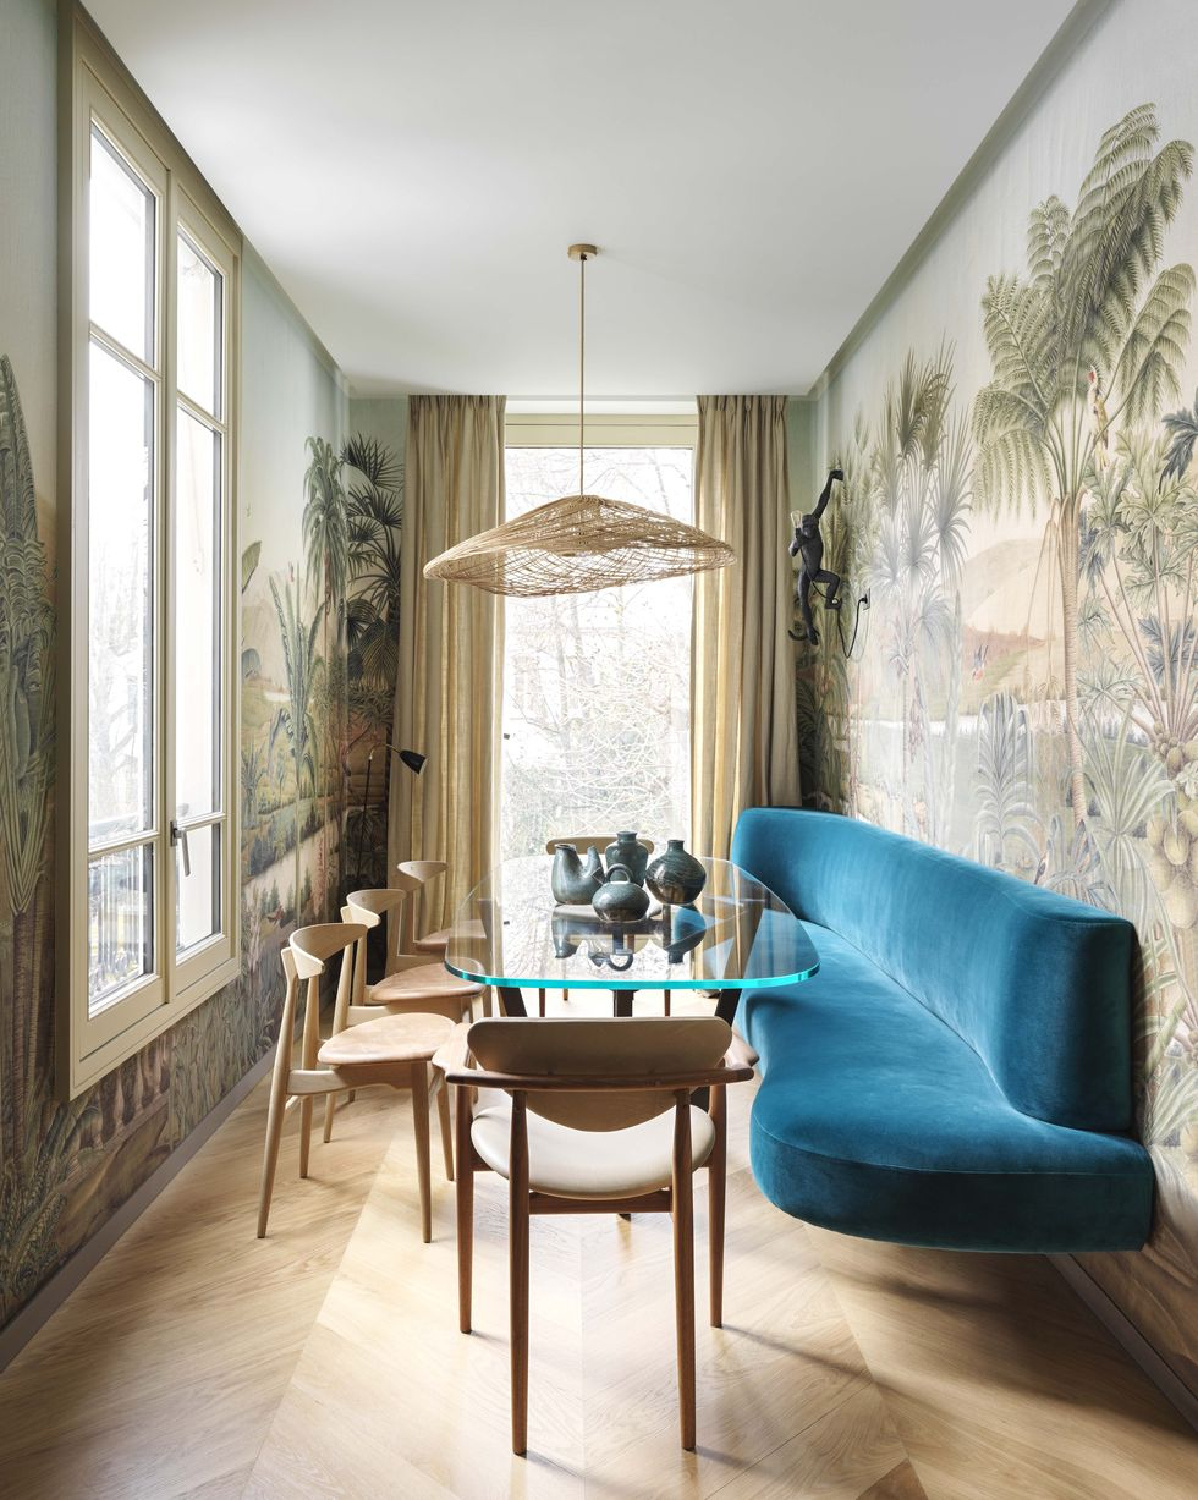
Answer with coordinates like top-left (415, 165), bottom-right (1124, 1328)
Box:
top-left (0, 1047), bottom-right (273, 1375)
top-left (1049, 1253), bottom-right (1198, 1435)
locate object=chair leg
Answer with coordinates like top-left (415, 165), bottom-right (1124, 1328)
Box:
top-left (672, 1092), bottom-right (696, 1451)
top-left (510, 1096), bottom-right (530, 1456)
top-left (437, 1075), bottom-right (455, 1181)
top-left (664, 992), bottom-right (671, 1017)
top-left (257, 1055), bottom-right (290, 1238)
top-left (456, 1085), bottom-right (474, 1334)
top-left (411, 1062), bottom-right (433, 1243)
top-left (298, 1097), bottom-right (314, 1179)
top-left (322, 1091), bottom-right (338, 1144)
top-left (708, 1084), bottom-right (727, 1328)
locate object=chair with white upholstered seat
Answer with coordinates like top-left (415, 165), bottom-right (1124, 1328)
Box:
top-left (256, 924), bottom-right (455, 1243)
top-left (435, 1014), bottom-right (756, 1455)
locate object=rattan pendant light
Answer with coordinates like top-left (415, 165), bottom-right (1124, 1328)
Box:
top-left (423, 244), bottom-right (735, 598)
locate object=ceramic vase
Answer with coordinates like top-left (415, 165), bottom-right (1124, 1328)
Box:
top-left (592, 863), bottom-right (651, 923)
top-left (646, 838), bottom-right (707, 907)
top-left (604, 830), bottom-right (650, 887)
top-left (551, 843), bottom-right (604, 905)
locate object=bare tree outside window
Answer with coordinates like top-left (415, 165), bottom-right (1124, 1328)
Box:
top-left (501, 446), bottom-right (694, 860)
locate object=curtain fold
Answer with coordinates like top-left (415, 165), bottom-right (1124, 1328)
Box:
top-left (691, 395), bottom-right (799, 862)
top-left (390, 395), bottom-right (506, 933)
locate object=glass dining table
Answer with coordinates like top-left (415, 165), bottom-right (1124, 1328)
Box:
top-left (442, 855), bottom-right (820, 1023)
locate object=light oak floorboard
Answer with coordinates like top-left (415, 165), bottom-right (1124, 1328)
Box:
top-left (0, 1074), bottom-right (401, 1500)
top-left (3, 986), bottom-right (1197, 1499)
top-left (808, 1226), bottom-right (1198, 1500)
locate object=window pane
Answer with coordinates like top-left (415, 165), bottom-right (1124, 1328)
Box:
top-left (500, 446), bottom-right (694, 862)
top-left (89, 124), bottom-right (155, 363)
top-left (175, 408), bottom-right (220, 820)
top-left (88, 844), bottom-right (155, 1016)
top-left (177, 232), bottom-right (221, 417)
top-left (176, 824), bottom-right (220, 955)
top-left (88, 340), bottom-right (155, 845)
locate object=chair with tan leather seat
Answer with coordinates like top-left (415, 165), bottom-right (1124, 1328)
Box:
top-left (321, 888), bottom-right (487, 1144)
top-left (343, 886), bottom-right (484, 1020)
top-left (256, 923), bottom-right (455, 1243)
top-left (401, 859), bottom-right (491, 963)
top-left (435, 1014), bottom-right (756, 1455)
top-left (540, 837), bottom-right (655, 1015)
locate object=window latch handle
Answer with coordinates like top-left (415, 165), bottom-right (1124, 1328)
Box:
top-left (171, 820), bottom-right (191, 878)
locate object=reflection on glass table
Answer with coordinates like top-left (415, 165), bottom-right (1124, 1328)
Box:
top-left (443, 856), bottom-right (820, 1021)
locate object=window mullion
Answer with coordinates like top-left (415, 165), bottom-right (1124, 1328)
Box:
top-left (162, 171), bottom-right (179, 998)
top-left (87, 323), bottom-right (159, 386)
top-left (176, 389), bottom-right (225, 437)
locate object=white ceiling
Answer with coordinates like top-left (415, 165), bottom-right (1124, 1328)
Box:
top-left (89, 0), bottom-right (1076, 398)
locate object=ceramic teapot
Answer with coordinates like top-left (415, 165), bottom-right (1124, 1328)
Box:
top-left (551, 843), bottom-right (605, 906)
top-left (592, 863), bottom-right (651, 924)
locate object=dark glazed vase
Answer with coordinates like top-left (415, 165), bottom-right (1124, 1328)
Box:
top-left (604, 830), bottom-right (650, 887)
top-left (592, 864), bottom-right (651, 924)
top-left (551, 843), bottom-right (604, 905)
top-left (646, 839), bottom-right (707, 907)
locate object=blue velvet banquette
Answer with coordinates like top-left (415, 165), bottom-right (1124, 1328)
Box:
top-left (730, 808), bottom-right (1154, 1252)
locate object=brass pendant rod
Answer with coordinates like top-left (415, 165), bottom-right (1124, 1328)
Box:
top-left (567, 242), bottom-right (597, 495)
top-left (578, 249), bottom-right (585, 497)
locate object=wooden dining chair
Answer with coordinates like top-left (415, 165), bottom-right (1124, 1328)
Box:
top-left (402, 859), bottom-right (491, 964)
top-left (344, 887), bottom-right (484, 1019)
top-left (322, 888), bottom-right (487, 1143)
top-left (435, 1014), bottom-right (757, 1455)
top-left (257, 923), bottom-right (455, 1243)
top-left (542, 836), bottom-right (656, 1014)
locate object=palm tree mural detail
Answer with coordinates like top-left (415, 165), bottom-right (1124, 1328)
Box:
top-left (0, 355), bottom-right (99, 1319)
top-left (973, 103), bottom-right (1194, 826)
top-left (341, 434), bottom-right (404, 889)
top-left (268, 576), bottom-right (324, 923)
top-left (818, 104), bottom-right (1198, 1283)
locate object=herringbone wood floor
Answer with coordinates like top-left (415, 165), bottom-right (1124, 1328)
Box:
top-left (1, 993), bottom-right (1196, 1498)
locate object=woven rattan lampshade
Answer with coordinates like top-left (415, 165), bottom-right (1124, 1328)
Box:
top-left (423, 243), bottom-right (736, 598)
top-left (423, 491), bottom-right (735, 597)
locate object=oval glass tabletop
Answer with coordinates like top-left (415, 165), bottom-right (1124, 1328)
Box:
top-left (443, 855), bottom-right (820, 995)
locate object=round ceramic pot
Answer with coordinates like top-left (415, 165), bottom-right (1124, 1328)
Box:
top-left (592, 863), bottom-right (651, 924)
top-left (646, 839), bottom-right (707, 907)
top-left (551, 843), bottom-right (604, 905)
top-left (604, 830), bottom-right (650, 886)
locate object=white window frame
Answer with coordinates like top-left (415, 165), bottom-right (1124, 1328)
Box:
top-left (58, 10), bottom-right (242, 1098)
top-left (503, 410), bottom-right (698, 457)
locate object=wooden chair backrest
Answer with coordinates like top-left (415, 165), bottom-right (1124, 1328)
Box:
top-left (544, 836), bottom-right (656, 856)
top-left (397, 859), bottom-right (447, 885)
top-left (285, 925), bottom-right (363, 1083)
top-left (466, 1016), bottom-right (730, 1131)
top-left (290, 922), bottom-right (367, 977)
top-left (397, 861), bottom-right (447, 950)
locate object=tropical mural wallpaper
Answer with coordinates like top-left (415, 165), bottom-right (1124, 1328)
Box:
top-left (802, 98), bottom-right (1198, 1392)
top-left (0, 280), bottom-right (405, 1329)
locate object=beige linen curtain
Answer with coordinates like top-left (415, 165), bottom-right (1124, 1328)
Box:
top-left (390, 395), bottom-right (506, 932)
top-left (691, 396), bottom-right (799, 861)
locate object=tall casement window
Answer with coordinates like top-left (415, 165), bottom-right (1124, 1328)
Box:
top-left (60, 16), bottom-right (242, 1095)
top-left (500, 413), bottom-right (697, 862)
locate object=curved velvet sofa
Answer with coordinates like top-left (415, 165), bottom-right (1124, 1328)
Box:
top-left (730, 808), bottom-right (1154, 1252)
